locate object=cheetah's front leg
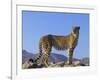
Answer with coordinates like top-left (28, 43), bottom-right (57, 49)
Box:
top-left (67, 48), bottom-right (74, 65)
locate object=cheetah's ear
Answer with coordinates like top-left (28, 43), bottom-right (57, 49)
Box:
top-left (72, 25), bottom-right (80, 30)
top-left (72, 25), bottom-right (76, 30)
top-left (78, 27), bottom-right (80, 30)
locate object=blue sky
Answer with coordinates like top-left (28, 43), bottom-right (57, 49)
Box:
top-left (22, 11), bottom-right (89, 59)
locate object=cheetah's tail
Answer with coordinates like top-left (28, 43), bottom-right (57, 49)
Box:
top-left (38, 41), bottom-right (42, 59)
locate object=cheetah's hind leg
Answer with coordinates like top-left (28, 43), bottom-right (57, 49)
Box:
top-left (43, 53), bottom-right (49, 67)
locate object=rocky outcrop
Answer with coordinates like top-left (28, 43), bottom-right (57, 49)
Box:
top-left (22, 50), bottom-right (89, 69)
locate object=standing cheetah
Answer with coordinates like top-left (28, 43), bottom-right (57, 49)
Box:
top-left (37, 26), bottom-right (80, 67)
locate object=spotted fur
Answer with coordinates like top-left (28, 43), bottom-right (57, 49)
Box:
top-left (38, 26), bottom-right (80, 67)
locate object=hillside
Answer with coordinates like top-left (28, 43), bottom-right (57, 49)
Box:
top-left (22, 50), bottom-right (89, 69)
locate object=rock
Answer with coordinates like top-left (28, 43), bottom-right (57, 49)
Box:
top-left (22, 59), bottom-right (34, 69)
top-left (48, 62), bottom-right (64, 67)
top-left (73, 60), bottom-right (81, 66)
top-left (81, 57), bottom-right (89, 66)
top-left (22, 58), bottom-right (44, 69)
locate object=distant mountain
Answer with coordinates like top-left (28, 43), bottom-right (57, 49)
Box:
top-left (22, 50), bottom-right (67, 64)
top-left (22, 50), bottom-right (34, 64)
